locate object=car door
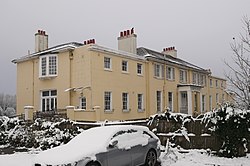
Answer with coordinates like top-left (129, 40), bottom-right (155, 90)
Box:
top-left (106, 131), bottom-right (132, 166)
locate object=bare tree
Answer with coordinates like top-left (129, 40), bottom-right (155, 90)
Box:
top-left (225, 16), bottom-right (250, 109)
top-left (0, 93), bottom-right (16, 117)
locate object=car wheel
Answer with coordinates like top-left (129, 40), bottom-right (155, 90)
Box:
top-left (86, 161), bottom-right (100, 166)
top-left (145, 149), bottom-right (157, 166)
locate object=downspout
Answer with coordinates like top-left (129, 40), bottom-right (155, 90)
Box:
top-left (69, 51), bottom-right (73, 106)
top-left (145, 61), bottom-right (150, 118)
top-left (32, 60), bottom-right (35, 108)
top-left (163, 58), bottom-right (166, 112)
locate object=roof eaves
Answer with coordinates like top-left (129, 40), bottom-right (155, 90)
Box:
top-left (89, 44), bottom-right (145, 61)
top-left (12, 42), bottom-right (83, 63)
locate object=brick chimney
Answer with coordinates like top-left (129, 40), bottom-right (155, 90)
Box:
top-left (118, 28), bottom-right (137, 54)
top-left (162, 47), bottom-right (177, 58)
top-left (35, 30), bottom-right (48, 52)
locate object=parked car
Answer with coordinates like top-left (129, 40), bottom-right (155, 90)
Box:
top-left (33, 125), bottom-right (161, 166)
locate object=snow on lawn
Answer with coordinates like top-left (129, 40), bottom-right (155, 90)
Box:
top-left (0, 149), bottom-right (249, 166)
top-left (0, 152), bottom-right (36, 166)
top-left (160, 148), bottom-right (250, 166)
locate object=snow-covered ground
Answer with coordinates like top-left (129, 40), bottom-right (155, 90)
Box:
top-left (0, 149), bottom-right (249, 166)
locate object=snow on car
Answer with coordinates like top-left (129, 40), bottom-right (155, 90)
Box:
top-left (33, 125), bottom-right (161, 166)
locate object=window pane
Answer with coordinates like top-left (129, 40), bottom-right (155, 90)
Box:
top-left (41, 57), bottom-right (47, 76)
top-left (51, 98), bottom-right (54, 111)
top-left (42, 99), bottom-right (46, 112)
top-left (104, 92), bottom-right (111, 110)
top-left (156, 91), bottom-right (162, 112)
top-left (51, 90), bottom-right (57, 96)
top-left (122, 93), bottom-right (128, 110)
top-left (80, 97), bottom-right (86, 109)
top-left (137, 63), bottom-right (142, 74)
top-left (49, 56), bottom-right (57, 75)
top-left (42, 91), bottom-right (49, 96)
top-left (138, 94), bottom-right (143, 110)
top-left (104, 57), bottom-right (111, 69)
top-left (168, 92), bottom-right (173, 111)
top-left (46, 98), bottom-right (50, 111)
top-left (122, 61), bottom-right (128, 72)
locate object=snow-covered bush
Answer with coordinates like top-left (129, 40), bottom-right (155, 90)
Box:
top-left (0, 116), bottom-right (83, 151)
top-left (148, 105), bottom-right (250, 158)
top-left (210, 106), bottom-right (250, 157)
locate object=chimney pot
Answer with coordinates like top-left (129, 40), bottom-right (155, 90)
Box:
top-left (120, 31), bottom-right (123, 37)
top-left (131, 27), bottom-right (134, 34)
top-left (124, 30), bottom-right (127, 36)
top-left (127, 29), bottom-right (130, 36)
top-left (84, 41), bottom-right (87, 45)
top-left (93, 39), bottom-right (95, 44)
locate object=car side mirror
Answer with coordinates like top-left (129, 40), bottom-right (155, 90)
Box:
top-left (109, 140), bottom-right (118, 148)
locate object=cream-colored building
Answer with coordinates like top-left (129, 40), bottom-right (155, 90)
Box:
top-left (12, 29), bottom-right (230, 121)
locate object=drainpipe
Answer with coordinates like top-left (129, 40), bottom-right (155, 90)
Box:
top-left (32, 60), bottom-right (35, 108)
top-left (145, 61), bottom-right (150, 118)
top-left (163, 58), bottom-right (166, 112)
top-left (69, 51), bottom-right (73, 106)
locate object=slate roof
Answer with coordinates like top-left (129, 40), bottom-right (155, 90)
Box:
top-left (137, 47), bottom-right (209, 73)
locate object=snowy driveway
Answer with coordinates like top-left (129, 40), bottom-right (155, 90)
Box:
top-left (0, 150), bottom-right (250, 166)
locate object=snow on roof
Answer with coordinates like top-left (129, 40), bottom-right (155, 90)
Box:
top-left (12, 42), bottom-right (83, 63)
top-left (89, 44), bottom-right (145, 61)
top-left (33, 125), bottom-right (152, 165)
top-left (137, 47), bottom-right (209, 72)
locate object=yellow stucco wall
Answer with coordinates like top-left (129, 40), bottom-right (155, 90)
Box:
top-left (15, 44), bottom-right (231, 121)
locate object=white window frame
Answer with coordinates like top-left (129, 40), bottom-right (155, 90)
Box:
top-left (180, 69), bottom-right (187, 83)
top-left (166, 67), bottom-right (175, 80)
top-left (154, 64), bottom-right (163, 78)
top-left (80, 97), bottom-right (86, 110)
top-left (210, 79), bottom-right (213, 87)
top-left (209, 95), bottom-right (212, 111)
top-left (137, 63), bottom-right (143, 75)
top-left (156, 91), bottom-right (162, 112)
top-left (137, 93), bottom-right (144, 112)
top-left (104, 91), bottom-right (112, 112)
top-left (202, 95), bottom-right (206, 113)
top-left (104, 57), bottom-right (112, 70)
top-left (122, 60), bottom-right (128, 72)
top-left (122, 92), bottom-right (129, 112)
top-left (192, 72), bottom-right (198, 84)
top-left (216, 93), bottom-right (219, 104)
top-left (168, 92), bottom-right (173, 111)
top-left (200, 75), bottom-right (206, 86)
top-left (39, 54), bottom-right (58, 78)
top-left (40, 90), bottom-right (57, 112)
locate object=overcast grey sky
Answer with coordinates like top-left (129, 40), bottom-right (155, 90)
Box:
top-left (1, 0), bottom-right (250, 95)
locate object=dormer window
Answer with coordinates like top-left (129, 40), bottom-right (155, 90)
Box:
top-left (39, 54), bottom-right (57, 78)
